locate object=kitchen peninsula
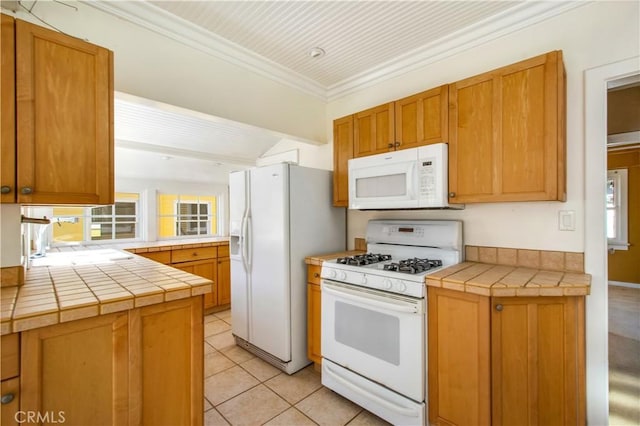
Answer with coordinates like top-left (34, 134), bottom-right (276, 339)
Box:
top-left (1, 250), bottom-right (212, 425)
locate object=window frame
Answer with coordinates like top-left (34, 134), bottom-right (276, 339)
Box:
top-left (88, 199), bottom-right (140, 242)
top-left (157, 194), bottom-right (219, 240)
top-left (606, 168), bottom-right (629, 250)
top-left (174, 200), bottom-right (212, 237)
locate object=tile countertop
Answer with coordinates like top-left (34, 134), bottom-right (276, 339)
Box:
top-left (305, 250), bottom-right (366, 266)
top-left (426, 262), bottom-right (591, 297)
top-left (47, 237), bottom-right (230, 254)
top-left (1, 249), bottom-right (213, 335)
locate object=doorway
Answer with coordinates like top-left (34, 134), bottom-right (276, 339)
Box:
top-left (606, 76), bottom-right (640, 425)
top-left (585, 57), bottom-right (640, 425)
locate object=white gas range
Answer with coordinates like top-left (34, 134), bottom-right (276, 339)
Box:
top-left (320, 220), bottom-right (463, 426)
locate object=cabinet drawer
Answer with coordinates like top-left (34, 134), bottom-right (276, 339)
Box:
top-left (307, 265), bottom-right (321, 285)
top-left (217, 244), bottom-right (229, 258)
top-left (139, 250), bottom-right (171, 264)
top-left (171, 246), bottom-right (217, 263)
top-left (1, 334), bottom-right (19, 380)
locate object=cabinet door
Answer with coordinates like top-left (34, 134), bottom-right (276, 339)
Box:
top-left (353, 103), bottom-right (395, 158)
top-left (449, 51), bottom-right (565, 203)
top-left (332, 115), bottom-right (353, 207)
top-left (307, 282), bottom-right (322, 365)
top-left (15, 19), bottom-right (114, 205)
top-left (1, 14), bottom-right (15, 203)
top-left (395, 85), bottom-right (448, 150)
top-left (174, 259), bottom-right (217, 310)
top-left (21, 312), bottom-right (129, 425)
top-left (129, 297), bottom-right (203, 426)
top-left (427, 287), bottom-right (490, 426)
top-left (1, 377), bottom-right (19, 426)
top-left (491, 296), bottom-right (585, 426)
top-left (217, 257), bottom-right (230, 306)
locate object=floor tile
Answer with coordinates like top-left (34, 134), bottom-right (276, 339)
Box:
top-left (265, 365), bottom-right (322, 404)
top-left (204, 366), bottom-right (260, 406)
top-left (204, 341), bottom-right (216, 355)
top-left (205, 313), bottom-right (220, 324)
top-left (205, 319), bottom-right (232, 337)
top-left (347, 410), bottom-right (392, 425)
top-left (206, 330), bottom-right (236, 351)
top-left (296, 387), bottom-right (362, 426)
top-left (215, 309), bottom-right (232, 320)
top-left (217, 384), bottom-right (289, 426)
top-left (264, 407), bottom-right (317, 426)
top-left (221, 345), bottom-right (255, 364)
top-left (205, 351), bottom-right (236, 377)
top-left (239, 357), bottom-right (281, 382)
top-left (204, 408), bottom-right (230, 426)
top-left (204, 397), bottom-right (213, 412)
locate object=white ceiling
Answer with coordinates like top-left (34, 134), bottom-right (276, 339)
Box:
top-left (91, 0), bottom-right (586, 183)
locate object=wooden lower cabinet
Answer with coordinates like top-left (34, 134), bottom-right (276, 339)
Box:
top-left (306, 265), bottom-right (322, 365)
top-left (174, 259), bottom-right (218, 310)
top-left (1, 377), bottom-right (19, 426)
top-left (428, 287), bottom-right (585, 426)
top-left (16, 297), bottom-right (203, 426)
top-left (217, 257), bottom-right (231, 306)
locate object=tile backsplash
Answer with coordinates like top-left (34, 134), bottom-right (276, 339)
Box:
top-left (465, 246), bottom-right (584, 273)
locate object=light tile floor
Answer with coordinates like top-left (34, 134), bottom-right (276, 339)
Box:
top-left (203, 310), bottom-right (391, 426)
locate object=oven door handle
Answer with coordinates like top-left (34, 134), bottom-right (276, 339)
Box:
top-left (322, 285), bottom-right (419, 314)
top-left (324, 362), bottom-right (420, 418)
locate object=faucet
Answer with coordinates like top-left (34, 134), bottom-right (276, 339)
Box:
top-left (30, 216), bottom-right (80, 258)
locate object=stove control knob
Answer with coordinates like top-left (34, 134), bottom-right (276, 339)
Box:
top-left (327, 269), bottom-right (336, 279)
top-left (383, 279), bottom-right (392, 290)
top-left (396, 280), bottom-right (407, 293)
top-left (361, 275), bottom-right (368, 285)
top-left (339, 271), bottom-right (347, 281)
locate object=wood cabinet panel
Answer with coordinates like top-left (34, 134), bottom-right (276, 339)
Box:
top-left (1, 377), bottom-right (19, 426)
top-left (354, 103), bottom-right (395, 158)
top-left (449, 51), bottom-right (566, 203)
top-left (491, 296), bottom-right (585, 426)
top-left (307, 282), bottom-right (322, 365)
top-left (21, 312), bottom-right (129, 425)
top-left (428, 287), bottom-right (490, 426)
top-left (138, 250), bottom-right (171, 265)
top-left (1, 333), bottom-right (19, 380)
top-left (217, 257), bottom-right (230, 306)
top-left (395, 85), bottom-right (448, 150)
top-left (333, 115), bottom-right (353, 207)
top-left (14, 19), bottom-right (113, 205)
top-left (171, 246), bottom-right (217, 263)
top-left (1, 14), bottom-right (15, 203)
top-left (174, 259), bottom-right (217, 310)
top-left (129, 297), bottom-right (203, 426)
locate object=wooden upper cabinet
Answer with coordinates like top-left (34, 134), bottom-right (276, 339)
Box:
top-left (353, 102), bottom-right (395, 158)
top-left (449, 51), bottom-right (566, 203)
top-left (14, 18), bottom-right (114, 204)
top-left (1, 14), bottom-right (16, 203)
top-left (332, 115), bottom-right (353, 207)
top-left (395, 85), bottom-right (449, 150)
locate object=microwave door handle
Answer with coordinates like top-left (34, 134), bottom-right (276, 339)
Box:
top-left (408, 162), bottom-right (417, 199)
top-left (322, 285), bottom-right (418, 314)
top-left (323, 362), bottom-right (420, 418)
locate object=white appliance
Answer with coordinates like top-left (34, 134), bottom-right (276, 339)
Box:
top-left (348, 143), bottom-right (462, 210)
top-left (229, 163), bottom-right (346, 374)
top-left (321, 219), bottom-right (462, 425)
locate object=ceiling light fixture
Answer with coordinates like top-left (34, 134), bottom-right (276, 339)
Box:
top-left (161, 156), bottom-right (172, 160)
top-left (308, 47), bottom-right (325, 59)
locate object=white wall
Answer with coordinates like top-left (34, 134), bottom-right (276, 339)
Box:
top-left (324, 2), bottom-right (639, 252)
top-left (8, 1), bottom-right (326, 144)
top-left (0, 205), bottom-right (23, 267)
top-left (259, 139), bottom-right (333, 170)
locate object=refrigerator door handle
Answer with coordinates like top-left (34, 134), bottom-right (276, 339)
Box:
top-left (245, 216), bottom-right (252, 268)
top-left (241, 214), bottom-right (249, 272)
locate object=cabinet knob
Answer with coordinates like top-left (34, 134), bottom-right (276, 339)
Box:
top-left (387, 143), bottom-right (394, 149)
top-left (314, 273), bottom-right (320, 278)
top-left (495, 304), bottom-right (503, 312)
top-left (448, 192), bottom-right (456, 198)
top-left (0, 186), bottom-right (11, 194)
top-left (394, 141), bottom-right (401, 148)
top-left (1, 393), bottom-right (14, 404)
top-left (20, 186), bottom-right (33, 195)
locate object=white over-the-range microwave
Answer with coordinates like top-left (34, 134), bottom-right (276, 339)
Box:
top-left (348, 142), bottom-right (463, 210)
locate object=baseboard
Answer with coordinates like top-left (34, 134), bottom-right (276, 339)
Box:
top-left (608, 280), bottom-right (640, 289)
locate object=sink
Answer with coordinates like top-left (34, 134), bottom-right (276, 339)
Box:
top-left (30, 249), bottom-right (134, 267)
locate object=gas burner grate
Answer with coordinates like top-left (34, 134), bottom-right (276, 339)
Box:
top-left (336, 253), bottom-right (392, 266)
top-left (383, 258), bottom-right (443, 274)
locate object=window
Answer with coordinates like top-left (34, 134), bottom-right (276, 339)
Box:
top-left (158, 194), bottom-right (218, 238)
top-left (607, 169), bottom-right (629, 250)
top-left (52, 193), bottom-right (140, 243)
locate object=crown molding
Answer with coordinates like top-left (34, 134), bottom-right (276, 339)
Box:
top-left (87, 0), bottom-right (588, 104)
top-left (85, 0), bottom-right (328, 101)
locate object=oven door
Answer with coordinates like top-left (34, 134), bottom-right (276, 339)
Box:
top-left (321, 280), bottom-right (425, 402)
top-left (348, 148), bottom-right (419, 210)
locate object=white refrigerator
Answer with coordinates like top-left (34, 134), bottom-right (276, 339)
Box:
top-left (229, 163), bottom-right (346, 374)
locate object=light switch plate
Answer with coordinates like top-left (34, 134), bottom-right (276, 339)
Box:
top-left (558, 210), bottom-right (575, 231)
